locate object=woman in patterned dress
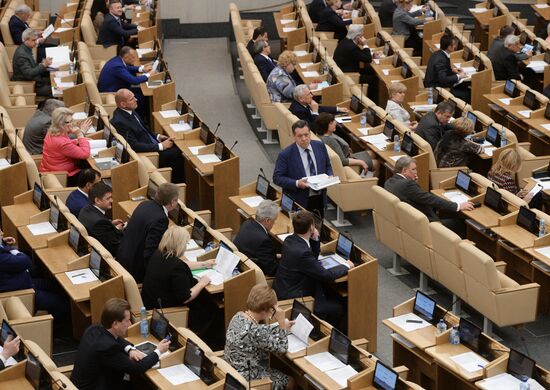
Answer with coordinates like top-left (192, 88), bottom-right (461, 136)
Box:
top-left (224, 284), bottom-right (295, 389)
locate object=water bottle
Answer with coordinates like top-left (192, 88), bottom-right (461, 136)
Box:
top-left (520, 377), bottom-right (531, 390)
top-left (393, 134), bottom-right (401, 152)
top-left (360, 110), bottom-right (367, 127)
top-left (140, 306), bottom-right (149, 338)
top-left (69, 61), bottom-right (75, 75)
top-left (425, 3), bottom-right (433, 17)
top-left (500, 130), bottom-right (507, 147)
top-left (427, 87), bottom-right (434, 104)
top-left (539, 219), bottom-right (546, 238)
top-left (449, 326), bottom-right (460, 345)
top-left (436, 319), bottom-right (447, 336)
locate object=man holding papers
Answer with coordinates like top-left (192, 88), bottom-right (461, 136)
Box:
top-left (71, 298), bottom-right (170, 390)
top-left (273, 120), bottom-right (333, 217)
top-left (274, 211), bottom-right (353, 326)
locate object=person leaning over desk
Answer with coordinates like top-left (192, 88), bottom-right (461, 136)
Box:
top-left (71, 298), bottom-right (170, 390)
top-left (224, 284), bottom-right (295, 390)
top-left (392, 0), bottom-right (430, 57)
top-left (434, 116), bottom-right (483, 168)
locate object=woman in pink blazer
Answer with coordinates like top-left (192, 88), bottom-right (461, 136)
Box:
top-left (39, 107), bottom-right (92, 186)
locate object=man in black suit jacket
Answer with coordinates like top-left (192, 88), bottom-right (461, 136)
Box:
top-left (0, 334), bottom-right (20, 371)
top-left (71, 298), bottom-right (170, 390)
top-left (246, 27), bottom-right (268, 56)
top-left (415, 102), bottom-right (454, 152)
top-left (97, 1), bottom-right (138, 48)
top-left (234, 200), bottom-right (280, 276)
top-left (78, 182), bottom-right (124, 256)
top-left (9, 6), bottom-right (31, 45)
top-left (273, 211), bottom-right (353, 325)
top-left (424, 35), bottom-right (470, 102)
top-left (309, 0), bottom-right (327, 23)
top-left (111, 89), bottom-right (185, 183)
top-left (289, 84), bottom-right (344, 132)
top-left (492, 34), bottom-right (523, 81)
top-left (253, 40), bottom-right (276, 81)
top-left (116, 183), bottom-right (179, 283)
top-left (385, 156), bottom-right (474, 237)
top-left (379, 0), bottom-right (397, 27)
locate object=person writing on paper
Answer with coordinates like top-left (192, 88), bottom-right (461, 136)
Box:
top-left (39, 108), bottom-right (92, 187)
top-left (12, 29), bottom-right (53, 97)
top-left (23, 99), bottom-right (65, 155)
top-left (415, 101), bottom-right (455, 152)
top-left (273, 120), bottom-right (333, 217)
top-left (225, 284), bottom-right (295, 390)
top-left (385, 156), bottom-right (474, 237)
top-left (488, 148), bottom-right (542, 209)
top-left (71, 298), bottom-right (170, 390)
top-left (97, 0), bottom-right (138, 49)
top-left (435, 117), bottom-right (483, 168)
top-left (267, 51), bottom-right (317, 103)
top-left (385, 82), bottom-right (417, 130)
top-left (316, 113), bottom-right (380, 177)
top-left (492, 34), bottom-right (523, 81)
top-left (234, 200), bottom-right (280, 277)
top-left (274, 211), bottom-right (353, 326)
top-left (142, 226), bottom-right (216, 336)
top-left (392, 0), bottom-right (430, 57)
top-left (289, 84), bottom-right (346, 132)
top-left (0, 334), bottom-right (20, 371)
top-left (316, 0), bottom-right (352, 41)
top-left (66, 168), bottom-right (101, 217)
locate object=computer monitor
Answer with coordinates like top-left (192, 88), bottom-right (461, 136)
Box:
top-left (350, 95), bottom-right (363, 114)
top-left (114, 142), bottom-right (127, 164)
top-left (375, 32), bottom-right (383, 47)
top-left (413, 290), bottom-right (436, 323)
top-left (192, 115), bottom-right (202, 132)
top-left (199, 124), bottom-right (211, 144)
top-left (372, 360), bottom-right (399, 390)
top-left (484, 187), bottom-right (507, 214)
top-left (523, 90), bottom-right (540, 110)
top-left (516, 206), bottom-right (538, 235)
top-left (462, 45), bottom-right (472, 62)
top-left (224, 373), bottom-right (246, 390)
top-left (504, 80), bottom-right (516, 97)
top-left (89, 249), bottom-right (102, 279)
top-left (545, 50), bottom-right (550, 64)
top-left (507, 349), bottom-right (536, 380)
top-left (366, 107), bottom-right (380, 127)
top-left (383, 41), bottom-right (392, 57)
top-left (459, 317), bottom-right (482, 353)
top-left (33, 183), bottom-right (49, 211)
top-left (392, 53), bottom-right (401, 68)
top-left (214, 138), bottom-right (224, 161)
top-left (25, 352), bottom-right (45, 390)
top-left (519, 31), bottom-right (529, 45)
top-left (256, 174), bottom-right (269, 198)
top-left (68, 226), bottom-right (88, 256)
top-left (433, 87), bottom-right (443, 104)
top-left (328, 328), bottom-right (350, 365)
top-left (336, 233), bottom-right (353, 260)
top-left (49, 203), bottom-right (66, 232)
top-left (147, 179), bottom-right (159, 200)
top-left (401, 62), bottom-right (410, 79)
top-left (191, 218), bottom-right (207, 247)
top-left (1, 320), bottom-right (23, 361)
top-left (383, 120), bottom-right (396, 139)
top-left (466, 111), bottom-right (477, 128)
top-left (281, 192), bottom-right (294, 216)
top-left (473, 56), bottom-right (484, 72)
top-left (486, 124), bottom-right (500, 147)
top-left (455, 170), bottom-right (473, 195)
top-left (401, 133), bottom-right (417, 156)
top-left (184, 339), bottom-right (204, 377)
top-left (150, 309), bottom-right (169, 340)
top-left (176, 94), bottom-right (189, 115)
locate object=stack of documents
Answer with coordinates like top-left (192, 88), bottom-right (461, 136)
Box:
top-left (65, 269), bottom-right (99, 285)
top-left (287, 314), bottom-right (313, 353)
top-left (158, 364), bottom-right (200, 385)
top-left (299, 62), bottom-right (314, 69)
top-left (159, 110), bottom-right (180, 118)
top-left (361, 133), bottom-right (388, 150)
top-left (304, 352), bottom-right (358, 388)
top-left (387, 313), bottom-right (431, 332)
top-left (169, 122), bottom-right (192, 132)
top-left (196, 154), bottom-right (221, 164)
top-left (89, 139), bottom-right (108, 157)
top-left (526, 61), bottom-right (547, 73)
top-left (46, 46), bottom-right (71, 68)
top-left (410, 104), bottom-right (437, 112)
top-left (27, 222), bottom-right (56, 236)
top-left (194, 246), bottom-right (240, 285)
top-left (450, 351), bottom-right (487, 372)
top-left (443, 190), bottom-right (470, 204)
top-left (305, 174), bottom-right (340, 190)
top-left (241, 195), bottom-right (264, 208)
top-left (484, 147), bottom-right (497, 157)
top-left (293, 50), bottom-right (308, 56)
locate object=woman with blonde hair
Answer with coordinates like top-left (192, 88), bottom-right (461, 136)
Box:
top-left (386, 82), bottom-right (417, 130)
top-left (225, 284), bottom-right (295, 390)
top-left (39, 107), bottom-right (93, 186)
top-left (435, 117), bottom-right (483, 167)
top-left (267, 51), bottom-right (317, 102)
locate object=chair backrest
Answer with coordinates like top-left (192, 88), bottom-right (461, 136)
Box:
top-left (325, 144), bottom-right (348, 181)
top-left (25, 340), bottom-right (57, 371)
top-left (429, 222), bottom-right (462, 268)
top-left (371, 185), bottom-right (401, 225)
top-left (81, 13), bottom-right (97, 46)
top-left (459, 242), bottom-right (501, 290)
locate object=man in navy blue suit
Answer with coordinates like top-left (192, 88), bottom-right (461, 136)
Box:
top-left (273, 120), bottom-right (333, 217)
top-left (97, 0), bottom-right (138, 49)
top-left (66, 168), bottom-right (101, 216)
top-left (253, 40), bottom-right (276, 82)
top-left (289, 84), bottom-right (346, 131)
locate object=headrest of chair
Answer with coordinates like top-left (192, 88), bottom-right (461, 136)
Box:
top-left (458, 242), bottom-right (500, 289)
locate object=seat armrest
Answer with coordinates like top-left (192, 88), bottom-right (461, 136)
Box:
top-left (493, 283), bottom-right (540, 294)
top-left (494, 261), bottom-right (507, 273)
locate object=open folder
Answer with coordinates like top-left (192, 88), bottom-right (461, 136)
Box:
top-left (287, 314), bottom-right (313, 353)
top-left (45, 46), bottom-right (71, 68)
top-left (193, 246), bottom-right (240, 285)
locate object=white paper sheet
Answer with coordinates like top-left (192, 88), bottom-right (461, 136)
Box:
top-left (387, 313), bottom-right (431, 332)
top-left (46, 46), bottom-right (71, 68)
top-left (159, 110), bottom-right (180, 118)
top-left (293, 50), bottom-right (308, 56)
top-left (305, 174), bottom-right (340, 190)
top-left (184, 248), bottom-right (206, 262)
top-left (411, 104), bottom-right (437, 112)
top-left (193, 269), bottom-right (224, 285)
top-left (89, 140), bottom-right (107, 149)
top-left (518, 110), bottom-right (532, 118)
top-left (325, 365), bottom-right (358, 388)
top-left (484, 147), bottom-right (497, 157)
top-left (499, 98), bottom-right (512, 105)
top-left (287, 334), bottom-right (308, 353)
top-left (157, 364), bottom-right (200, 386)
top-left (443, 190), bottom-right (470, 203)
top-left (136, 48), bottom-right (154, 57)
top-left (186, 239), bottom-right (200, 251)
top-left (541, 123), bottom-right (550, 131)
top-left (281, 19), bottom-right (294, 24)
top-left (27, 222), bottom-right (56, 236)
top-left (277, 233), bottom-right (293, 241)
top-left (0, 158), bottom-right (10, 169)
top-left (196, 154), bottom-right (221, 164)
top-left (450, 351), bottom-right (487, 373)
top-left (65, 268), bottom-right (99, 285)
top-left (527, 60), bottom-right (547, 73)
top-left (241, 195), bottom-right (264, 208)
top-left (283, 27), bottom-right (297, 32)
top-left (54, 27), bottom-right (72, 32)
top-left (534, 246), bottom-right (550, 259)
top-left (382, 69), bottom-right (390, 76)
top-left (302, 71), bottom-right (320, 78)
top-left (335, 117), bottom-right (352, 123)
top-left (169, 123), bottom-right (192, 132)
top-left (73, 111), bottom-right (87, 120)
top-left (188, 146), bottom-right (206, 155)
top-left (42, 24), bottom-right (55, 39)
top-left (214, 246), bottom-right (240, 279)
top-left (357, 127), bottom-right (372, 135)
top-left (299, 62), bottom-right (314, 69)
top-left (361, 133), bottom-right (389, 144)
top-left (534, 178), bottom-right (550, 190)
top-left (469, 8), bottom-right (489, 13)
top-left (290, 314), bottom-right (313, 344)
top-left (390, 155), bottom-right (406, 162)
top-left (535, 3), bottom-right (550, 7)
top-left (305, 352), bottom-right (346, 372)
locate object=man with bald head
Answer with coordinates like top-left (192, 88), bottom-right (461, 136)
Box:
top-left (110, 89), bottom-right (185, 183)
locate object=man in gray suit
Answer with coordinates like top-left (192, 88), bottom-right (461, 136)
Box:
top-left (23, 99), bottom-right (64, 155)
top-left (415, 101), bottom-right (455, 152)
top-left (12, 28), bottom-right (52, 96)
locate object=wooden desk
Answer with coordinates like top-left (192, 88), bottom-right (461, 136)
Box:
top-left (55, 272), bottom-right (101, 302)
top-left (1, 201), bottom-right (41, 240)
top-left (491, 224), bottom-right (537, 249)
top-left (0, 361), bottom-right (36, 390)
top-left (17, 225), bottom-right (59, 253)
top-left (36, 244), bottom-right (80, 275)
top-left (425, 343), bottom-right (487, 383)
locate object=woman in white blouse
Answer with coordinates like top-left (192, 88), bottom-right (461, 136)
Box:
top-left (385, 82), bottom-right (417, 130)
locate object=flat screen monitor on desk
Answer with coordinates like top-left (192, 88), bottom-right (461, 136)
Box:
top-left (256, 174), bottom-right (269, 198)
top-left (462, 45), bottom-right (472, 62)
top-left (484, 187), bottom-right (507, 215)
top-left (192, 218), bottom-right (210, 248)
top-left (291, 300), bottom-right (323, 341)
top-left (401, 62), bottom-right (410, 79)
top-left (466, 111), bottom-right (477, 128)
top-left (150, 309), bottom-right (181, 351)
top-left (224, 373), bottom-right (246, 390)
top-left (336, 233), bottom-right (353, 261)
top-left (367, 107), bottom-right (380, 127)
top-left (523, 90), bottom-right (540, 111)
top-left (507, 349), bottom-right (536, 380)
top-left (176, 94), bottom-right (189, 115)
top-left (413, 290), bottom-right (436, 324)
top-left (350, 95), bottom-right (363, 114)
top-left (486, 124), bottom-right (500, 147)
top-left (114, 141), bottom-right (128, 164)
top-left (473, 56), bottom-right (484, 72)
top-left (214, 138), bottom-right (225, 161)
top-left (68, 225), bottom-right (88, 256)
top-left (401, 133), bottom-right (417, 156)
top-left (329, 328), bottom-right (351, 365)
top-left (516, 206), bottom-right (539, 235)
top-left (504, 80), bottom-right (517, 97)
top-left (147, 179), bottom-right (159, 200)
top-left (455, 170), bottom-right (475, 196)
top-left (33, 183), bottom-right (50, 211)
top-left (49, 202), bottom-right (67, 232)
top-left (200, 124), bottom-right (215, 145)
top-left (372, 360), bottom-right (399, 390)
top-left (280, 192), bottom-right (295, 216)
top-left (383, 42), bottom-right (392, 57)
top-left (25, 352), bottom-right (46, 390)
top-left (89, 248), bottom-right (111, 282)
top-left (383, 120), bottom-right (396, 140)
top-left (184, 339), bottom-right (216, 384)
top-left (459, 317), bottom-right (482, 353)
top-left (392, 53), bottom-right (402, 68)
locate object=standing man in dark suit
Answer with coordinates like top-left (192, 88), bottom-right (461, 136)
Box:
top-left (12, 29), bottom-right (52, 97)
top-left (273, 211), bottom-right (352, 324)
top-left (97, 0), bottom-right (138, 49)
top-left (492, 34), bottom-right (523, 81)
top-left (273, 120), bottom-right (333, 217)
top-left (78, 182), bottom-right (124, 256)
top-left (234, 200), bottom-right (280, 276)
top-left (253, 40), bottom-right (276, 82)
top-left (289, 85), bottom-right (345, 131)
top-left (385, 156), bottom-right (474, 237)
top-left (415, 101), bottom-right (454, 152)
top-left (424, 34), bottom-right (470, 102)
top-left (66, 168), bottom-right (101, 217)
top-left (0, 334), bottom-right (20, 371)
top-left (379, 0), bottom-right (397, 27)
top-left (116, 183), bottom-right (179, 282)
top-left (111, 89), bottom-right (185, 183)
top-left (246, 27), bottom-right (268, 56)
top-left (71, 298), bottom-right (170, 390)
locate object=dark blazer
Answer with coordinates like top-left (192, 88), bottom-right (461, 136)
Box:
top-left (316, 7), bottom-right (352, 40)
top-left (254, 54), bottom-right (276, 82)
top-left (379, 0), bottom-right (397, 27)
top-left (12, 44), bottom-right (47, 83)
top-left (492, 46), bottom-right (521, 81)
top-left (97, 13), bottom-right (137, 48)
top-left (415, 111), bottom-right (452, 152)
top-left (22, 110), bottom-right (52, 155)
top-left (141, 250), bottom-right (196, 309)
top-left (273, 140), bottom-right (333, 209)
top-left (233, 219), bottom-right (278, 277)
top-left (111, 108), bottom-right (159, 153)
top-left (116, 200), bottom-right (168, 283)
top-left (98, 56), bottom-right (148, 93)
top-left (66, 189), bottom-right (89, 217)
top-left (273, 234), bottom-right (348, 299)
top-left (0, 244), bottom-right (33, 293)
top-left (71, 324), bottom-right (159, 390)
top-left (288, 100), bottom-right (337, 131)
top-left (333, 38), bottom-right (372, 74)
top-left (424, 50), bottom-right (459, 88)
top-left (8, 15), bottom-right (29, 45)
top-left (78, 204), bottom-right (123, 256)
top-left (309, 0), bottom-right (327, 23)
top-left (246, 39), bottom-right (255, 56)
top-left (384, 174), bottom-right (457, 221)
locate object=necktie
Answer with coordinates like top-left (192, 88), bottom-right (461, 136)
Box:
top-left (305, 148), bottom-right (317, 176)
top-left (132, 112), bottom-right (157, 144)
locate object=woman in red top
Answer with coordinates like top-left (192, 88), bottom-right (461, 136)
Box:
top-left (40, 107), bottom-right (92, 186)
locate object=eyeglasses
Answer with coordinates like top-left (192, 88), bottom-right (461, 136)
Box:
top-left (64, 120), bottom-right (73, 124)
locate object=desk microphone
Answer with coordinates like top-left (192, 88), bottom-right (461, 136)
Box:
top-left (0, 113), bottom-right (4, 130)
top-left (212, 122), bottom-right (221, 137)
top-left (229, 140), bottom-right (238, 152)
top-left (259, 167), bottom-right (267, 178)
top-left (52, 378), bottom-right (67, 389)
top-left (247, 359), bottom-right (252, 390)
top-left (10, 129), bottom-right (18, 164)
top-left (439, 295), bottom-right (462, 321)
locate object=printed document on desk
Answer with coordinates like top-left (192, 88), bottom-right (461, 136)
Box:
top-left (387, 313), bottom-right (431, 332)
top-left (158, 364), bottom-right (200, 386)
top-left (194, 246), bottom-right (240, 285)
top-left (241, 195), bottom-right (264, 208)
top-left (287, 314), bottom-right (313, 352)
top-left (534, 246), bottom-right (550, 259)
top-left (65, 269), bottom-right (99, 285)
top-left (325, 365), bottom-right (358, 388)
top-left (304, 351), bottom-right (346, 372)
top-left (159, 110), bottom-right (180, 118)
top-left (42, 24), bottom-right (54, 39)
top-left (450, 351), bottom-right (487, 372)
top-left (196, 154), bottom-right (221, 164)
top-left (46, 46), bottom-right (71, 68)
top-left (305, 174), bottom-right (340, 190)
top-left (0, 158), bottom-right (10, 169)
top-left (184, 248), bottom-right (206, 262)
top-left (169, 123), bottom-right (192, 132)
top-left (443, 190), bottom-right (470, 203)
top-left (27, 222), bottom-right (56, 236)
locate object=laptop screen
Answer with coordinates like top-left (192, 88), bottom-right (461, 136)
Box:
top-left (523, 90), bottom-right (539, 110)
top-left (484, 187), bottom-right (505, 214)
top-left (486, 125), bottom-right (499, 146)
top-left (328, 328), bottom-right (350, 365)
top-left (224, 373), bottom-right (246, 390)
top-left (455, 170), bottom-right (472, 194)
top-left (373, 360), bottom-right (399, 390)
top-left (459, 317), bottom-right (482, 353)
top-left (25, 352), bottom-right (43, 390)
top-left (184, 339), bottom-right (204, 377)
top-left (89, 249), bottom-right (102, 279)
top-left (350, 95), bottom-right (363, 114)
top-left (281, 193), bottom-right (294, 215)
top-left (256, 175), bottom-right (269, 198)
top-left (336, 234), bottom-right (353, 259)
top-left (516, 206), bottom-right (538, 235)
top-left (413, 290), bottom-right (436, 323)
top-left (150, 309), bottom-right (169, 340)
top-left (504, 80), bottom-right (516, 97)
top-left (507, 349), bottom-right (536, 380)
